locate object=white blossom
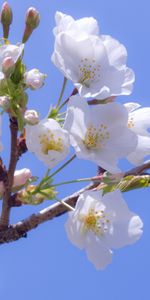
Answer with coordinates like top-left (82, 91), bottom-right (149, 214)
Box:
top-left (124, 102), bottom-right (150, 165)
top-left (24, 68), bottom-right (46, 90)
top-left (53, 11), bottom-right (99, 39)
top-left (26, 118), bottom-right (70, 168)
top-left (65, 189), bottom-right (143, 270)
top-left (52, 30), bottom-right (134, 99)
top-left (64, 96), bottom-right (137, 173)
top-left (0, 44), bottom-right (24, 80)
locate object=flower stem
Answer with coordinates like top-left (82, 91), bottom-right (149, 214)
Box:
top-left (55, 198), bottom-right (75, 211)
top-left (56, 77), bottom-right (67, 108)
top-left (57, 88), bottom-right (78, 111)
top-left (52, 177), bottom-right (92, 188)
top-left (49, 154), bottom-right (76, 179)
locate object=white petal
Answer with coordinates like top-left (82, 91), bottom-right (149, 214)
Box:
top-left (76, 190), bottom-right (105, 215)
top-left (91, 102), bottom-right (128, 127)
top-left (85, 233), bottom-right (113, 270)
top-left (0, 44), bottom-right (24, 68)
top-left (128, 215), bottom-right (143, 242)
top-left (108, 126), bottom-right (137, 158)
top-left (54, 11), bottom-right (74, 36)
top-left (102, 35), bottom-right (127, 67)
top-left (127, 135), bottom-right (150, 165)
top-left (74, 17), bottom-right (99, 36)
top-left (124, 102), bottom-right (141, 113)
top-left (64, 95), bottom-right (90, 140)
top-left (102, 190), bottom-right (143, 248)
top-left (121, 67), bottom-right (135, 95)
top-left (129, 107), bottom-right (150, 136)
top-left (65, 214), bottom-right (85, 249)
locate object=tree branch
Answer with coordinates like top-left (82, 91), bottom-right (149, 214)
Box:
top-left (0, 161), bottom-right (150, 245)
top-left (0, 117), bottom-right (18, 229)
top-left (0, 184), bottom-right (94, 244)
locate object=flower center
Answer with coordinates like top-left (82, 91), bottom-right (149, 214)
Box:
top-left (39, 130), bottom-right (63, 155)
top-left (128, 117), bottom-right (134, 129)
top-left (81, 208), bottom-right (110, 237)
top-left (83, 124), bottom-right (110, 150)
top-left (78, 58), bottom-right (100, 87)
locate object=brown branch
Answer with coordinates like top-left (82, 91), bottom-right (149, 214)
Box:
top-left (0, 184), bottom-right (94, 245)
top-left (125, 161), bottom-right (150, 176)
top-left (0, 161), bottom-right (150, 244)
top-left (0, 117), bottom-right (18, 229)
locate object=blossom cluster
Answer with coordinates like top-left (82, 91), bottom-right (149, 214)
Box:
top-left (0, 9), bottom-right (149, 269)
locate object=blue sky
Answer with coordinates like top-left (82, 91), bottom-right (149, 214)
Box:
top-left (0, 0), bottom-right (150, 299)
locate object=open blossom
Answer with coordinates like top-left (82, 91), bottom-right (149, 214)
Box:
top-left (65, 189), bottom-right (143, 270)
top-left (0, 43), bottom-right (24, 80)
top-left (124, 102), bottom-right (150, 165)
top-left (52, 16), bottom-right (134, 99)
top-left (53, 11), bottom-right (99, 39)
top-left (26, 118), bottom-right (70, 168)
top-left (24, 69), bottom-right (46, 90)
top-left (64, 96), bottom-right (137, 173)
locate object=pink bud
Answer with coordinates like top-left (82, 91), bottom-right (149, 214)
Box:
top-left (13, 168), bottom-right (32, 187)
top-left (22, 7), bottom-right (40, 43)
top-left (0, 2), bottom-right (12, 25)
top-left (2, 56), bottom-right (14, 76)
top-left (25, 7), bottom-right (40, 29)
top-left (0, 2), bottom-right (13, 39)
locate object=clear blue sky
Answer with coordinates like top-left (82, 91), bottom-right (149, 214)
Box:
top-left (0, 0), bottom-right (150, 299)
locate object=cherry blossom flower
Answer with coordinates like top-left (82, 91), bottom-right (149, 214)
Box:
top-left (0, 43), bottom-right (24, 80)
top-left (124, 102), bottom-right (150, 165)
top-left (24, 68), bottom-right (46, 90)
top-left (52, 30), bottom-right (134, 99)
top-left (53, 11), bottom-right (99, 39)
top-left (64, 96), bottom-right (137, 173)
top-left (65, 189), bottom-right (143, 270)
top-left (26, 118), bottom-right (70, 168)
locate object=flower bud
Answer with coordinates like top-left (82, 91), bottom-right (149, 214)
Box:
top-left (2, 56), bottom-right (15, 76)
top-left (22, 7), bottom-right (40, 43)
top-left (0, 2), bottom-right (13, 39)
top-left (24, 69), bottom-right (46, 90)
top-left (13, 168), bottom-right (32, 187)
top-left (24, 109), bottom-right (39, 125)
top-left (25, 7), bottom-right (40, 29)
top-left (17, 185), bottom-right (57, 205)
top-left (0, 96), bottom-right (10, 110)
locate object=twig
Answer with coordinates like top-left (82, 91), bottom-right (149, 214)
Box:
top-left (0, 184), bottom-right (94, 244)
top-left (0, 161), bottom-right (150, 244)
top-left (0, 118), bottom-right (18, 229)
top-left (125, 161), bottom-right (150, 176)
